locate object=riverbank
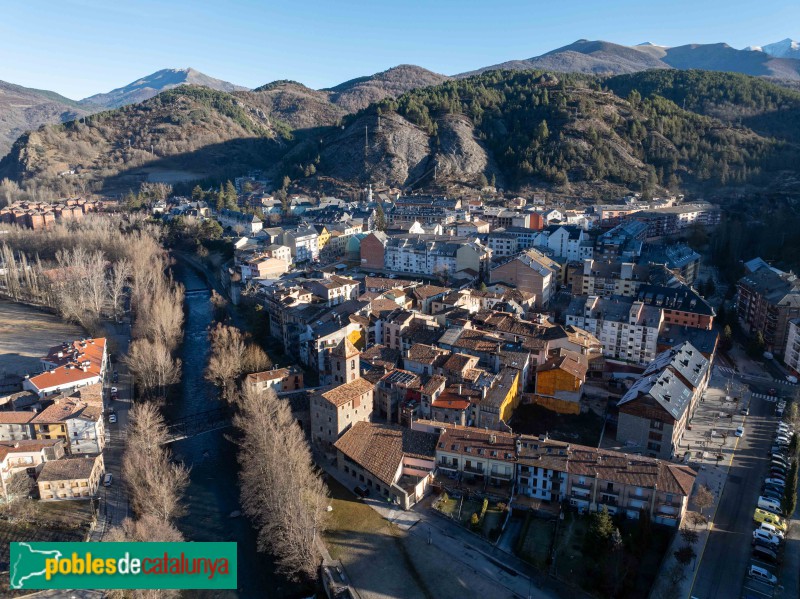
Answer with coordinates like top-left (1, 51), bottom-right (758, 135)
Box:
top-left (168, 255), bottom-right (312, 598)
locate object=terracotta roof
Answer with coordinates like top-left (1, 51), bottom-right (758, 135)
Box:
top-left (331, 338), bottom-right (359, 359)
top-left (371, 298), bottom-right (402, 317)
top-left (421, 374), bottom-right (447, 396)
top-left (37, 454), bottom-right (102, 482)
top-left (30, 399), bottom-right (93, 424)
top-left (537, 350), bottom-right (588, 380)
top-left (413, 285), bottom-right (451, 300)
top-left (407, 343), bottom-right (449, 365)
top-left (0, 439), bottom-right (60, 462)
top-left (365, 276), bottom-right (416, 290)
top-left (321, 377), bottom-right (374, 407)
top-left (443, 353), bottom-right (478, 374)
top-left (0, 412), bottom-right (35, 424)
top-left (437, 428), bottom-right (517, 461)
top-left (334, 422), bottom-right (437, 486)
top-left (28, 338), bottom-right (106, 392)
top-left (361, 345), bottom-right (400, 369)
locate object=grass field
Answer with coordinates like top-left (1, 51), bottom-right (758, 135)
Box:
top-left (516, 513), bottom-right (556, 569)
top-left (0, 299), bottom-right (84, 377)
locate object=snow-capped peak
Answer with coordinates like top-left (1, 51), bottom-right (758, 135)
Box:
top-left (755, 38), bottom-right (800, 59)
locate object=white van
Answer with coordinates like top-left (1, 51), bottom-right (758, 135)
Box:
top-left (758, 496), bottom-right (782, 514)
top-left (748, 564), bottom-right (777, 585)
top-left (759, 522), bottom-right (785, 539)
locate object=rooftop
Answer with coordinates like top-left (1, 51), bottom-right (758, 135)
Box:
top-left (334, 422), bottom-right (437, 486)
top-left (321, 377), bottom-right (374, 407)
top-left (37, 454), bottom-right (102, 482)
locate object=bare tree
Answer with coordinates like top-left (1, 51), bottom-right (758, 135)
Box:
top-left (3, 472), bottom-right (37, 520)
top-left (106, 258), bottom-right (131, 321)
top-left (123, 403), bottom-right (190, 523)
top-left (693, 485), bottom-right (714, 517)
top-left (207, 324), bottom-right (272, 401)
top-left (106, 514), bottom-right (183, 599)
top-left (125, 339), bottom-right (182, 398)
top-left (235, 385), bottom-right (328, 580)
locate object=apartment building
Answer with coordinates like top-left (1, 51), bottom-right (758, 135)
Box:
top-left (737, 261), bottom-right (800, 355)
top-left (37, 454), bottom-right (105, 501)
top-left (635, 284), bottom-right (714, 330)
top-left (574, 259), bottom-right (651, 298)
top-left (616, 342), bottom-right (710, 459)
top-left (283, 226), bottom-right (320, 263)
top-left (566, 295), bottom-right (663, 365)
top-left (0, 439), bottom-right (65, 498)
top-left (490, 249), bottom-right (561, 308)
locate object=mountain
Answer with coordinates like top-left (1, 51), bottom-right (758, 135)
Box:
top-left (751, 39), bottom-right (800, 60)
top-left (462, 39), bottom-right (800, 81)
top-left (241, 65), bottom-right (449, 132)
top-left (324, 65), bottom-right (450, 112)
top-left (79, 68), bottom-right (248, 109)
top-left (276, 70), bottom-right (796, 196)
top-left (0, 86), bottom-right (287, 195)
top-left (4, 70), bottom-right (798, 200)
top-left (0, 81), bottom-right (91, 158)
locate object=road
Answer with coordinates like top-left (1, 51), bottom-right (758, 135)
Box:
top-left (690, 381), bottom-right (783, 599)
top-left (89, 322), bottom-right (132, 541)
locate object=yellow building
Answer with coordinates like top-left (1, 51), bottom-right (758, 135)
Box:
top-left (533, 349), bottom-right (587, 414)
top-left (314, 225), bottom-right (331, 252)
top-left (478, 367), bottom-right (520, 429)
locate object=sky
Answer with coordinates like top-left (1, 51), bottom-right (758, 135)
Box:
top-left (1, 0), bottom-right (798, 100)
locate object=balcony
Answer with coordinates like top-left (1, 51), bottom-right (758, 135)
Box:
top-left (437, 461), bottom-right (458, 472)
top-left (463, 464), bottom-right (485, 476)
top-left (599, 494), bottom-right (619, 507)
top-left (571, 481), bottom-right (592, 491)
top-left (489, 470), bottom-right (513, 481)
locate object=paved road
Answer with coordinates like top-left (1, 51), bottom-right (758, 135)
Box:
top-left (89, 323), bottom-right (132, 541)
top-left (691, 383), bottom-right (781, 599)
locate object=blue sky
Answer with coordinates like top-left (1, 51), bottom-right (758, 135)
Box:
top-left (1, 0), bottom-right (798, 100)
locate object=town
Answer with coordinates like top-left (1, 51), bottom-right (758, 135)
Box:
top-left (0, 177), bottom-right (797, 599)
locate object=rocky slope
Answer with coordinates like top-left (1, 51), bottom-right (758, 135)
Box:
top-left (80, 68), bottom-right (248, 109)
top-left (0, 86), bottom-right (286, 195)
top-left (326, 65), bottom-right (450, 112)
top-left (0, 81), bottom-right (90, 158)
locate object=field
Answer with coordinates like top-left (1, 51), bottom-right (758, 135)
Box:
top-left (516, 513), bottom-right (556, 569)
top-left (0, 299), bottom-right (85, 378)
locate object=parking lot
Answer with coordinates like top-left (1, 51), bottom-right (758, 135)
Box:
top-left (691, 376), bottom-right (795, 599)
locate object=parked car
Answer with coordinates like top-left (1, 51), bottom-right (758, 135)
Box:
top-left (111, 387), bottom-right (118, 394)
top-left (771, 459), bottom-right (790, 470)
top-left (353, 485), bottom-right (369, 498)
top-left (735, 426), bottom-right (745, 437)
top-left (103, 473), bottom-right (113, 487)
top-left (109, 414), bottom-right (117, 424)
top-left (754, 508), bottom-right (787, 531)
top-left (761, 489), bottom-right (783, 502)
top-left (765, 477), bottom-right (786, 488)
top-left (757, 497), bottom-right (782, 515)
top-left (752, 545), bottom-right (780, 564)
top-left (741, 407), bottom-right (750, 416)
top-left (748, 564), bottom-right (778, 585)
top-left (771, 455), bottom-right (790, 466)
top-left (759, 522), bottom-right (785, 539)
top-left (112, 372), bottom-right (119, 383)
top-left (770, 465), bottom-right (787, 475)
top-left (753, 529), bottom-right (781, 546)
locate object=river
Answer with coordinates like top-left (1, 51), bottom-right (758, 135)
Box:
top-left (168, 259), bottom-right (309, 598)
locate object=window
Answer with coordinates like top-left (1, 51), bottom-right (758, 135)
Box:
top-left (647, 442), bottom-right (661, 452)
top-left (648, 431), bottom-right (663, 441)
top-left (650, 419), bottom-right (664, 431)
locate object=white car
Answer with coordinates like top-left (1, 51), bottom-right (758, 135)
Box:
top-left (111, 387), bottom-right (118, 394)
top-left (749, 564), bottom-right (778, 585)
top-left (752, 529), bottom-right (781, 546)
top-left (759, 522), bottom-right (785, 539)
top-left (735, 426), bottom-right (744, 437)
top-left (765, 478), bottom-right (786, 488)
top-left (109, 414), bottom-right (117, 424)
top-left (103, 473), bottom-right (113, 487)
